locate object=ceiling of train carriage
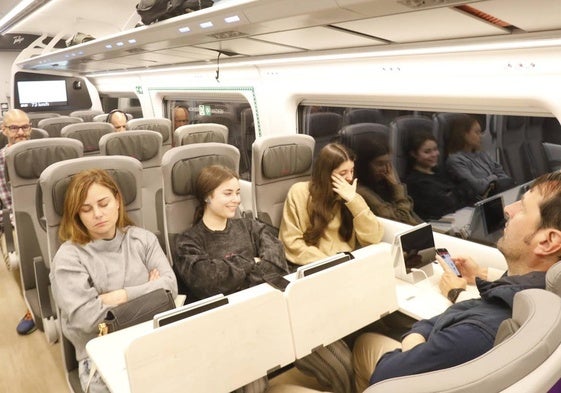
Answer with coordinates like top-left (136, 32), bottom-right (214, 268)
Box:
top-left (3, 0), bottom-right (561, 74)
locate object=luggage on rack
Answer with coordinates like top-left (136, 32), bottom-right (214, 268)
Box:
top-left (136, 0), bottom-right (214, 25)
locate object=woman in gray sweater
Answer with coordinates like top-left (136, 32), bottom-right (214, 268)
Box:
top-left (174, 164), bottom-right (290, 302)
top-left (50, 169), bottom-right (177, 393)
top-left (445, 114), bottom-right (514, 198)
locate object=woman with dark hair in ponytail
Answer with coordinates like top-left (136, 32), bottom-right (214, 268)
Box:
top-left (280, 142), bottom-right (384, 265)
top-left (174, 164), bottom-right (289, 302)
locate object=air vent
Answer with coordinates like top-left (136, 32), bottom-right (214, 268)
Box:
top-left (455, 4), bottom-right (512, 28)
top-left (209, 31), bottom-right (246, 39)
top-left (398, 0), bottom-right (469, 9)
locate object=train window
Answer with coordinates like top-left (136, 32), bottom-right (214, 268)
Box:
top-left (165, 98), bottom-right (253, 180)
top-left (297, 103), bottom-right (559, 245)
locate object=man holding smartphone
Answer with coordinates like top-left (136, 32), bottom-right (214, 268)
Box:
top-left (350, 172), bottom-right (561, 392)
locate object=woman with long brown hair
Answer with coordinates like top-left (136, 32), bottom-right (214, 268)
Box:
top-left (279, 142), bottom-right (384, 265)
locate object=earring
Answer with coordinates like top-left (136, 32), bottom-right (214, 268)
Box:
top-left (205, 198), bottom-right (210, 204)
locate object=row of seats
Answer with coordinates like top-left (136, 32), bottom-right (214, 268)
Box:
top-left (5, 130), bottom-right (313, 342)
top-left (30, 138), bottom-right (315, 392)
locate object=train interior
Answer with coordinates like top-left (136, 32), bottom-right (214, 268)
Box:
top-left (2, 0), bottom-right (561, 392)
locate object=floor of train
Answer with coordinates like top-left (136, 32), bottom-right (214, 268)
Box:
top-left (0, 260), bottom-right (67, 393)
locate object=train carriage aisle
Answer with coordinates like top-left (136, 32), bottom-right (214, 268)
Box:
top-left (0, 259), bottom-right (67, 393)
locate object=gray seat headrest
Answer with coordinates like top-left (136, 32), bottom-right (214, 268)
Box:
top-left (104, 132), bottom-right (161, 161)
top-left (171, 155), bottom-right (237, 196)
top-left (14, 145), bottom-right (83, 179)
top-left (262, 144), bottom-right (313, 180)
top-left (51, 169), bottom-right (138, 216)
top-left (546, 261), bottom-right (561, 296)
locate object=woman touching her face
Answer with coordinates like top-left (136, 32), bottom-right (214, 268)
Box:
top-left (279, 142), bottom-right (384, 265)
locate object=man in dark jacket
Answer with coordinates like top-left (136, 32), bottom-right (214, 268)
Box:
top-left (353, 172), bottom-right (561, 391)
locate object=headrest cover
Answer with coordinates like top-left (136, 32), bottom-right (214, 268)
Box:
top-left (506, 116), bottom-right (526, 130)
top-left (171, 155), bottom-right (236, 196)
top-left (180, 131), bottom-right (225, 145)
top-left (308, 113), bottom-right (342, 137)
top-left (51, 169), bottom-right (138, 216)
top-left (546, 261), bottom-right (561, 296)
top-left (262, 144), bottom-right (312, 179)
top-left (105, 134), bottom-right (160, 161)
top-left (14, 146), bottom-right (82, 179)
top-left (129, 122), bottom-right (169, 142)
top-left (66, 129), bottom-right (108, 153)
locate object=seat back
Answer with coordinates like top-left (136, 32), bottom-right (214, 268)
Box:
top-left (127, 118), bottom-right (172, 152)
top-left (525, 116), bottom-right (551, 178)
top-left (69, 109), bottom-right (104, 122)
top-left (39, 155), bottom-right (143, 393)
top-left (303, 112), bottom-right (343, 157)
top-left (27, 112), bottom-right (61, 128)
top-left (389, 115), bottom-right (434, 179)
top-left (5, 138), bottom-right (83, 333)
top-left (240, 107), bottom-right (255, 176)
top-left (60, 122), bottom-right (114, 155)
top-left (161, 143), bottom-right (240, 259)
top-left (173, 123), bottom-right (228, 146)
top-left (40, 156), bottom-right (144, 262)
top-left (338, 123), bottom-right (390, 154)
top-left (37, 116), bottom-right (83, 138)
top-left (7, 137), bottom-right (84, 270)
top-left (251, 134), bottom-right (315, 227)
top-left (365, 287), bottom-right (561, 393)
top-left (99, 130), bottom-right (164, 245)
top-left (496, 115), bottom-right (532, 184)
top-left (342, 108), bottom-right (385, 126)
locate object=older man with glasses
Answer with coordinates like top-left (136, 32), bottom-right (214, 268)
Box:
top-left (1, 108), bottom-right (36, 335)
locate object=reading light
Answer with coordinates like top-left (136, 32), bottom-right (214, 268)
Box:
top-left (178, 26), bottom-right (190, 33)
top-left (116, 41), bottom-right (124, 47)
top-left (0, 0), bottom-right (52, 35)
top-left (200, 21), bottom-right (213, 29)
top-left (105, 44), bottom-right (112, 49)
top-left (224, 15), bottom-right (240, 23)
top-left (128, 39), bottom-right (137, 44)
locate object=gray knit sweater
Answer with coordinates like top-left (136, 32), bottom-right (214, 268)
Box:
top-left (50, 226), bottom-right (178, 361)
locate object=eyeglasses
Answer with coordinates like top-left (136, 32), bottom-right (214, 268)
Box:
top-left (4, 124), bottom-right (31, 132)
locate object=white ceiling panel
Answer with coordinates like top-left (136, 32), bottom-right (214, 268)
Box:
top-left (334, 7), bottom-right (508, 43)
top-left (253, 26), bottom-right (385, 51)
top-left (11, 0), bottom-right (140, 37)
top-left (474, 0), bottom-right (561, 32)
top-left (195, 37), bottom-right (304, 56)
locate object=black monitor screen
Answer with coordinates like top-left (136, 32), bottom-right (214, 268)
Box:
top-left (400, 224), bottom-right (436, 273)
top-left (16, 80), bottom-right (68, 109)
top-left (481, 195), bottom-right (505, 235)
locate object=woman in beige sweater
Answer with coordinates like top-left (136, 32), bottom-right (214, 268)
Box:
top-left (279, 142), bottom-right (384, 265)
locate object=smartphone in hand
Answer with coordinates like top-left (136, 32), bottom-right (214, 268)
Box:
top-left (436, 248), bottom-right (461, 276)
